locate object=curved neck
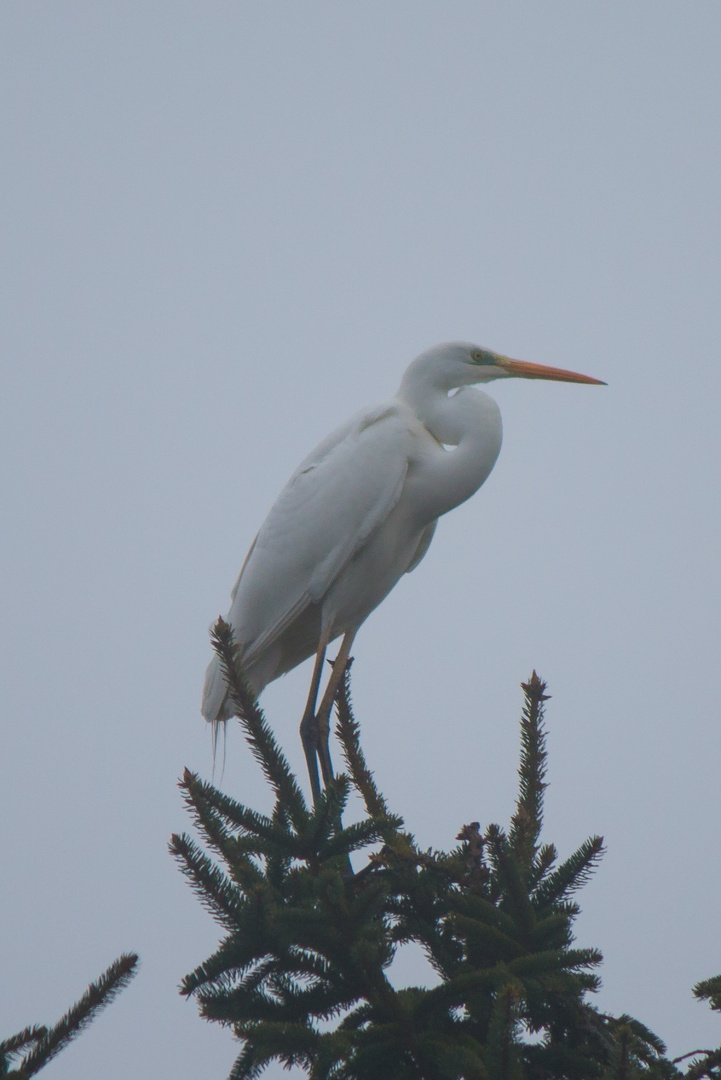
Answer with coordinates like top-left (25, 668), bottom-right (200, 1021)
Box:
top-left (398, 381), bottom-right (503, 521)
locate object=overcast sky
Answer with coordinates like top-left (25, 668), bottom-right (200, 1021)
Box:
top-left (1, 4), bottom-right (720, 1077)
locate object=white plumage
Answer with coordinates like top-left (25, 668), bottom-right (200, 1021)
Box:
top-left (202, 341), bottom-right (603, 799)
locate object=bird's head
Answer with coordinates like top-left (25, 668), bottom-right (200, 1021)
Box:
top-left (398, 342), bottom-right (605, 410)
top-left (431, 342), bottom-right (606, 387)
top-left (466, 344), bottom-right (605, 386)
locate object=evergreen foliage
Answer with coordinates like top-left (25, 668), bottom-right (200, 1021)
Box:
top-left (173, 621), bottom-right (721, 1079)
top-left (0, 953), bottom-right (138, 1077)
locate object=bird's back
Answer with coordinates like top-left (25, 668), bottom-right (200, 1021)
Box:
top-left (201, 400), bottom-right (423, 723)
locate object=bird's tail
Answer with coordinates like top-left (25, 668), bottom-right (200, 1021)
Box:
top-left (201, 653), bottom-right (234, 780)
top-left (201, 646), bottom-right (269, 776)
top-left (201, 652), bottom-right (234, 726)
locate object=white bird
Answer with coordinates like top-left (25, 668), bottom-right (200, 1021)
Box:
top-left (203, 342), bottom-right (604, 800)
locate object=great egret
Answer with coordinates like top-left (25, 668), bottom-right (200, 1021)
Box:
top-left (203, 342), bottom-right (604, 801)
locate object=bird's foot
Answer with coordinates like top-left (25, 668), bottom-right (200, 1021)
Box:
top-left (300, 711), bottom-right (323, 805)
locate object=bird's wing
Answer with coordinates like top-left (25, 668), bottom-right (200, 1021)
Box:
top-left (228, 403), bottom-right (412, 662)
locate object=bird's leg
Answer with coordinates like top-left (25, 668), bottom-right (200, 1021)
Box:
top-left (315, 630), bottom-right (356, 788)
top-left (316, 630), bottom-right (356, 881)
top-left (299, 630), bottom-right (331, 805)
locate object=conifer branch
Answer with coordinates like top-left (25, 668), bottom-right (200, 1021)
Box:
top-left (175, 667), bottom-right (716, 1080)
top-left (507, 947), bottom-right (603, 978)
top-left (450, 912), bottom-right (526, 961)
top-left (305, 775), bottom-right (352, 850)
top-left (485, 825), bottom-right (537, 936)
top-left (529, 842), bottom-right (557, 888)
top-left (183, 941), bottom-right (282, 1004)
top-left (169, 831), bottom-right (244, 930)
top-left (533, 836), bottom-right (605, 907)
top-left (334, 661), bottom-right (395, 825)
top-left (509, 671), bottom-right (549, 870)
top-left (181, 769), bottom-right (287, 851)
top-left (684, 1047), bottom-right (721, 1080)
top-left (6, 954), bottom-right (138, 1077)
top-left (321, 817), bottom-right (393, 860)
top-left (179, 769), bottom-right (305, 870)
top-left (0, 1026), bottom-right (48, 1071)
top-left (450, 890), bottom-right (522, 941)
top-left (228, 1021), bottom-right (319, 1079)
top-left (211, 618), bottom-right (308, 825)
top-left (484, 978), bottom-right (525, 1080)
top-left (177, 771), bottom-right (267, 890)
top-left (695, 975), bottom-right (721, 1012)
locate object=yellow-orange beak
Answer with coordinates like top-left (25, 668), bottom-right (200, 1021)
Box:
top-left (496, 355), bottom-right (606, 385)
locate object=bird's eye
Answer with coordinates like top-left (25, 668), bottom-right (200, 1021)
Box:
top-left (471, 350), bottom-right (486, 364)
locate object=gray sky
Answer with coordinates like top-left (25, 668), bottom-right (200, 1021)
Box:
top-left (1, 3), bottom-right (720, 1077)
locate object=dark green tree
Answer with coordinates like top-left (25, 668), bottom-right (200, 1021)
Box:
top-left (171, 618), bottom-right (720, 1079)
top-left (0, 953), bottom-right (138, 1077)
